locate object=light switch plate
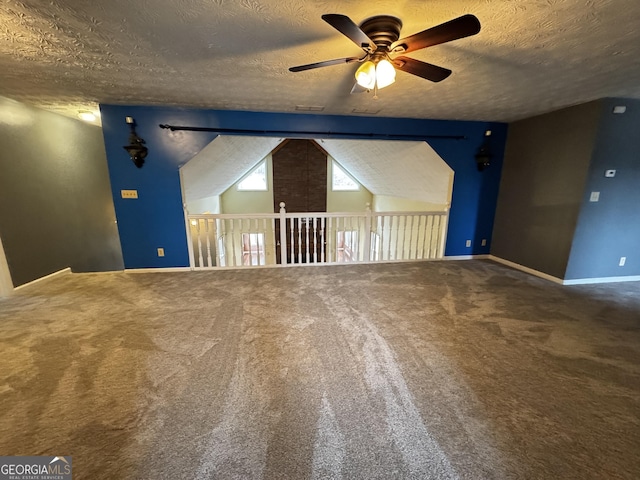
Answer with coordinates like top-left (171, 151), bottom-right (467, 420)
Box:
top-left (589, 191), bottom-right (600, 202)
top-left (605, 169), bottom-right (616, 177)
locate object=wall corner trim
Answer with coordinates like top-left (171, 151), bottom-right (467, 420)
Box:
top-left (14, 267), bottom-right (72, 291)
top-left (0, 235), bottom-right (13, 298)
top-left (488, 256), bottom-right (565, 284)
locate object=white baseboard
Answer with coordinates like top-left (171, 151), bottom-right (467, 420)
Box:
top-left (125, 267), bottom-right (192, 273)
top-left (488, 255), bottom-right (640, 285)
top-left (488, 256), bottom-right (564, 284)
top-left (72, 270), bottom-right (125, 275)
top-left (190, 259), bottom-right (445, 271)
top-left (14, 267), bottom-right (72, 290)
top-left (563, 275), bottom-right (640, 285)
top-left (443, 254), bottom-right (490, 261)
top-left (12, 261), bottom-right (634, 287)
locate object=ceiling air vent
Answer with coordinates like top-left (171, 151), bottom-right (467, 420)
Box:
top-left (295, 105), bottom-right (325, 112)
top-left (352, 108), bottom-right (381, 115)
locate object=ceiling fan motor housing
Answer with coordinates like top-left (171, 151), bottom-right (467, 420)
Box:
top-left (359, 15), bottom-right (403, 51)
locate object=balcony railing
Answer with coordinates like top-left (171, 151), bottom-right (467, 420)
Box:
top-left (186, 203), bottom-right (448, 269)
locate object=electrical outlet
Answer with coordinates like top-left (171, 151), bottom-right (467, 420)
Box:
top-left (589, 191), bottom-right (600, 202)
top-left (619, 257), bottom-right (626, 266)
top-left (121, 189), bottom-right (138, 199)
top-left (465, 240), bottom-right (472, 248)
top-left (157, 248), bottom-right (165, 257)
top-left (481, 239), bottom-right (487, 247)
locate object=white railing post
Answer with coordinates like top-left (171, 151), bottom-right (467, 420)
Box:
top-left (297, 217), bottom-right (302, 263)
top-left (439, 210), bottom-right (450, 258)
top-left (312, 217), bottom-right (318, 263)
top-left (196, 220), bottom-right (204, 267)
top-left (219, 218), bottom-right (227, 266)
top-left (211, 218), bottom-right (219, 266)
top-left (229, 219), bottom-right (236, 266)
top-left (204, 219), bottom-right (213, 267)
top-left (279, 202), bottom-right (287, 265)
top-left (320, 217), bottom-right (326, 263)
top-left (364, 203), bottom-right (372, 262)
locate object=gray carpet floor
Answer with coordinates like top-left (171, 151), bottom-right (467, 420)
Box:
top-left (0, 260), bottom-right (638, 479)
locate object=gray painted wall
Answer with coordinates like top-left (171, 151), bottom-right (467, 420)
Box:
top-left (565, 98), bottom-right (640, 280)
top-left (0, 97), bottom-right (123, 287)
top-left (492, 101), bottom-right (601, 278)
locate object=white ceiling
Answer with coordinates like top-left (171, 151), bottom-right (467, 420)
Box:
top-left (182, 135), bottom-right (283, 201)
top-left (182, 136), bottom-right (452, 206)
top-left (2, 0), bottom-right (640, 124)
top-left (320, 139), bottom-right (452, 206)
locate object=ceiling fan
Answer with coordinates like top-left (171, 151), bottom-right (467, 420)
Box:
top-left (289, 13), bottom-right (481, 93)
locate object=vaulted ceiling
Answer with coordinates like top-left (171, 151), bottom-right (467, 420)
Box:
top-left (181, 136), bottom-right (453, 207)
top-left (2, 0), bottom-right (640, 124)
top-left (182, 135), bottom-right (283, 201)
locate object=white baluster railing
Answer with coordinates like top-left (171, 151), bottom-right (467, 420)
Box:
top-left (186, 204), bottom-right (448, 269)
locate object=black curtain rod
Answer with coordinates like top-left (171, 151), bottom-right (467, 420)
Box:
top-left (158, 124), bottom-right (467, 141)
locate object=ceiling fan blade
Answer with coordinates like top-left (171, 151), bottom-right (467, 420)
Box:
top-left (390, 14), bottom-right (480, 54)
top-left (393, 56), bottom-right (452, 82)
top-left (289, 57), bottom-right (360, 72)
top-left (322, 14), bottom-right (376, 53)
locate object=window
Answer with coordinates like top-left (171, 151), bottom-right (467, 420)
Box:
top-left (238, 160), bottom-right (267, 191)
top-left (332, 161), bottom-right (359, 191)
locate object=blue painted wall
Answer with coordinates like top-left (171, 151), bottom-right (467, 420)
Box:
top-left (565, 98), bottom-right (640, 280)
top-left (429, 126), bottom-right (507, 256)
top-left (100, 105), bottom-right (507, 268)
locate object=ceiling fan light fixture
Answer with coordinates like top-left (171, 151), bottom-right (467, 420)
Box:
top-left (355, 61), bottom-right (376, 89)
top-left (355, 59), bottom-right (396, 90)
top-left (375, 59), bottom-right (396, 89)
top-left (290, 13), bottom-right (481, 90)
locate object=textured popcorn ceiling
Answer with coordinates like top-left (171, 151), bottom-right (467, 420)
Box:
top-left (182, 136), bottom-right (452, 206)
top-left (321, 139), bottom-right (452, 206)
top-left (2, 0), bottom-right (640, 124)
top-left (182, 135), bottom-right (283, 201)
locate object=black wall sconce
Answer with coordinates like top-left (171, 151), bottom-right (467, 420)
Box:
top-left (475, 130), bottom-right (492, 172)
top-left (123, 117), bottom-right (148, 168)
